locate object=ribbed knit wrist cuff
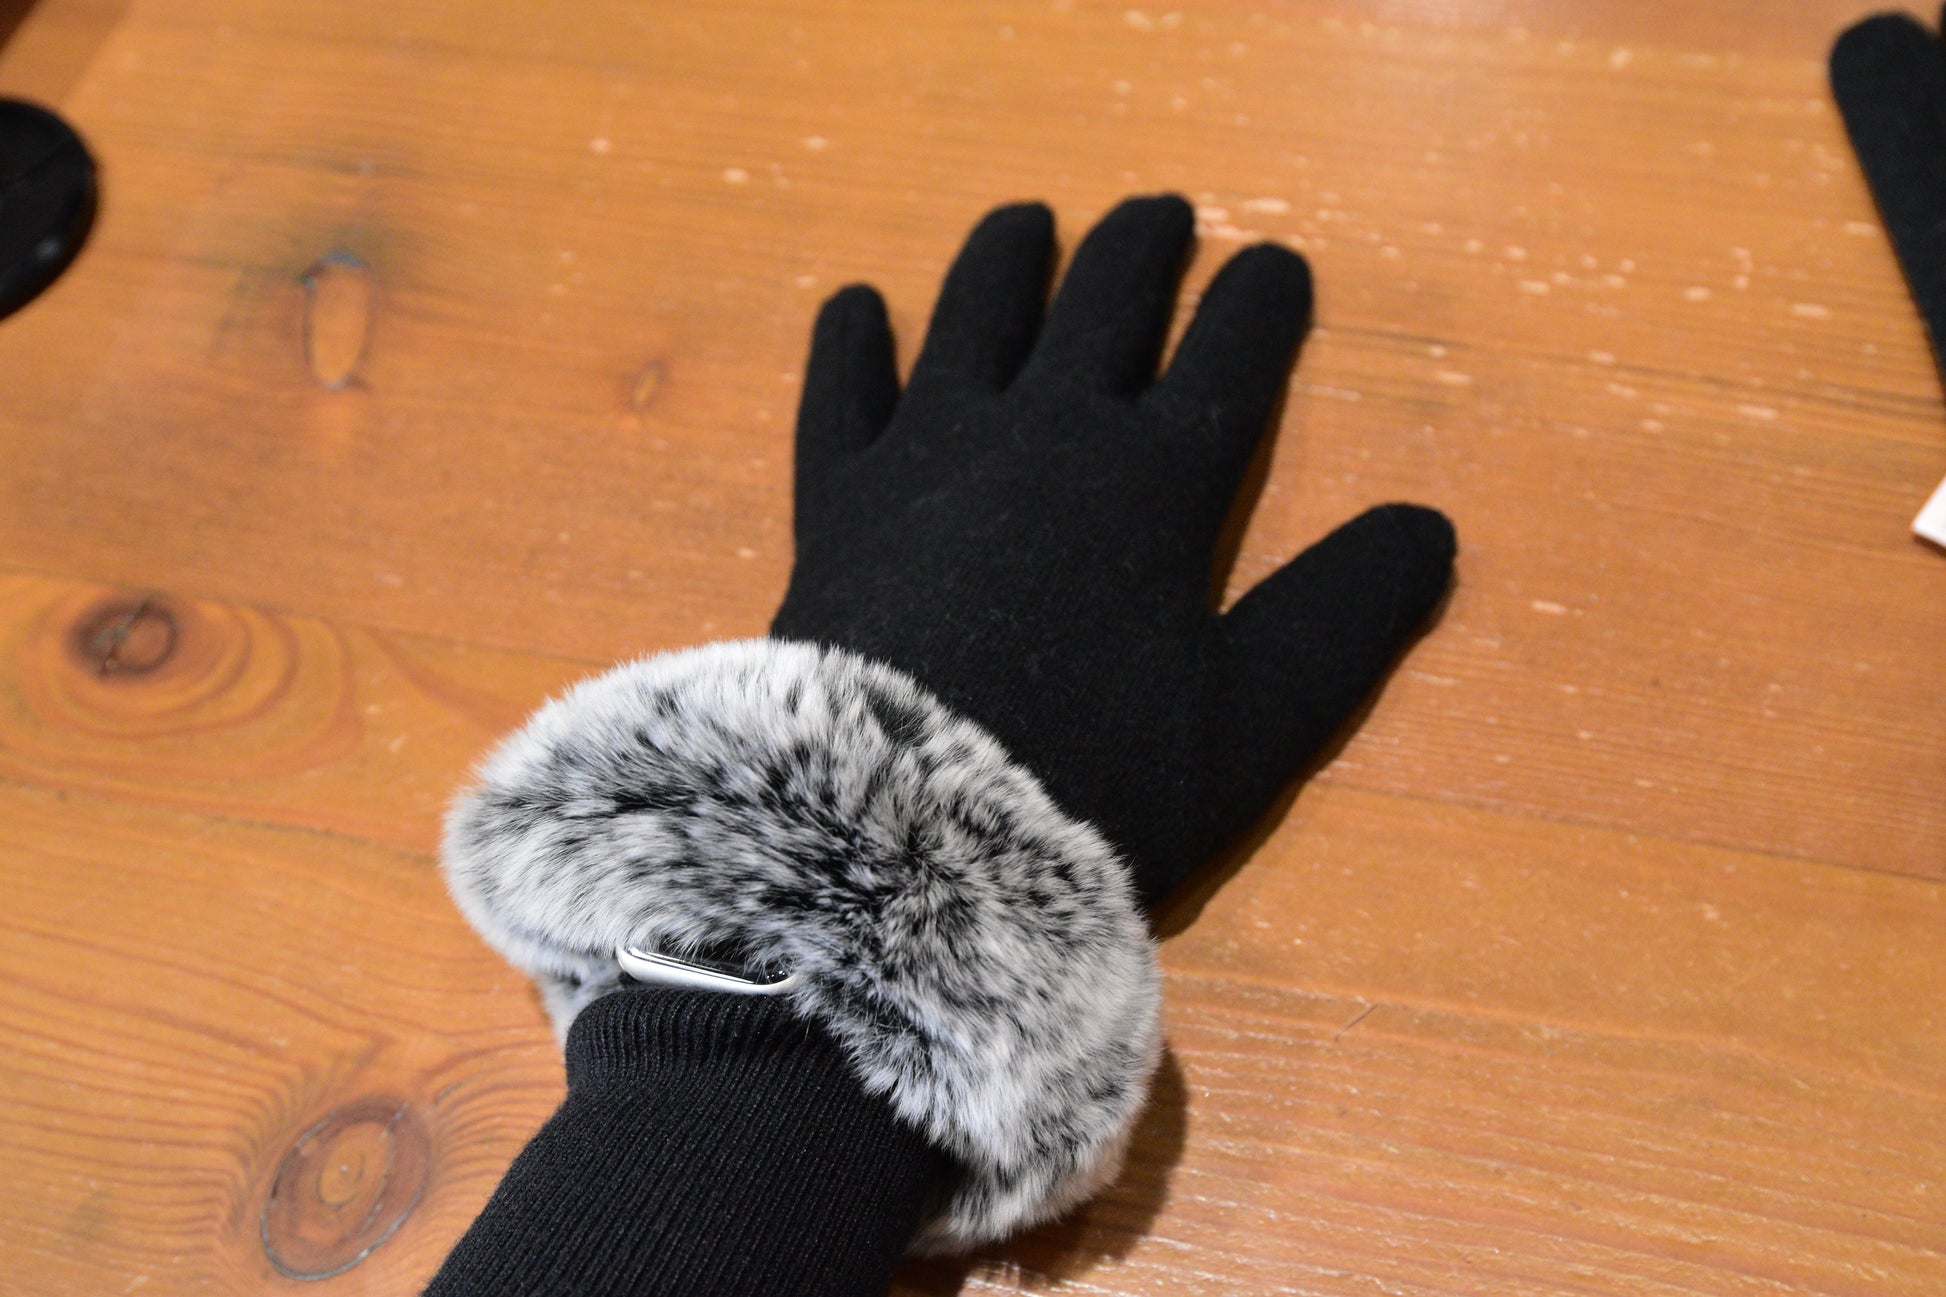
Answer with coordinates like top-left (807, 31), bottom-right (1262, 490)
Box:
top-left (425, 988), bottom-right (951, 1297)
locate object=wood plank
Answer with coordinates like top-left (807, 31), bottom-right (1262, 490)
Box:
top-left (943, 780), bottom-right (1946, 1294)
top-left (0, 0), bottom-right (1941, 1292)
top-left (1, 770), bottom-right (1937, 1295)
top-left (0, 780), bottom-right (558, 1295)
top-left (0, 1), bottom-right (1938, 881)
top-left (0, 0), bottom-right (125, 104)
top-left (0, 571), bottom-right (1935, 1293)
top-left (0, 570), bottom-right (586, 853)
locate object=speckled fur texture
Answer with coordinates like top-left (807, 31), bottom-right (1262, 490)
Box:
top-left (442, 638), bottom-right (1162, 1249)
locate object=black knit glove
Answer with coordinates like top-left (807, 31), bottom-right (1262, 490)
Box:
top-left (439, 195), bottom-right (1454, 1261)
top-left (775, 194), bottom-right (1454, 909)
top-left (0, 99), bottom-right (95, 318)
top-left (1833, 10), bottom-right (1946, 361)
top-left (1832, 9), bottom-right (1946, 543)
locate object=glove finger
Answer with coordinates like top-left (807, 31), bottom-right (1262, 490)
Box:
top-left (1021, 193), bottom-right (1194, 394)
top-left (794, 284), bottom-right (899, 531)
top-left (1830, 12), bottom-right (1946, 356)
top-left (906, 202), bottom-right (1054, 398)
top-left (1193, 504), bottom-right (1455, 859)
top-left (1145, 242), bottom-right (1312, 523)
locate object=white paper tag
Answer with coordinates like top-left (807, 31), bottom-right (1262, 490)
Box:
top-left (1916, 473), bottom-right (1946, 548)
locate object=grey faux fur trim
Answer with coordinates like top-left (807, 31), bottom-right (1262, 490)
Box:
top-left (442, 638), bottom-right (1162, 1249)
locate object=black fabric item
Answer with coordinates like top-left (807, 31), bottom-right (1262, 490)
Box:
top-left (0, 99), bottom-right (95, 319)
top-left (424, 988), bottom-right (951, 1297)
top-left (1832, 10), bottom-right (1946, 368)
top-left (428, 196), bottom-right (1455, 1295)
top-left (774, 194), bottom-right (1456, 909)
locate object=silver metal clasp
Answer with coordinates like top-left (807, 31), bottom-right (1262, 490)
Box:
top-left (615, 944), bottom-right (800, 996)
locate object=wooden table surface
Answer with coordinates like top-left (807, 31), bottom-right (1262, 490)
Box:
top-left (1, 0), bottom-right (1940, 1292)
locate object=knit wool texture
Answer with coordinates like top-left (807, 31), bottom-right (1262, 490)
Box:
top-left (423, 989), bottom-right (950, 1297)
top-left (0, 99), bottom-right (95, 319)
top-left (1832, 11), bottom-right (1946, 373)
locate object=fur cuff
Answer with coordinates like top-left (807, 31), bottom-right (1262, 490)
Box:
top-left (442, 639), bottom-right (1162, 1249)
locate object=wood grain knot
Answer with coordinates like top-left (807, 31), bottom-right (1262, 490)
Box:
top-left (69, 597), bottom-right (178, 678)
top-left (630, 358), bottom-right (665, 411)
top-left (261, 1098), bottom-right (428, 1281)
top-left (301, 251), bottom-right (373, 390)
top-left (15, 581), bottom-right (355, 774)
top-left (46, 588), bottom-right (245, 721)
